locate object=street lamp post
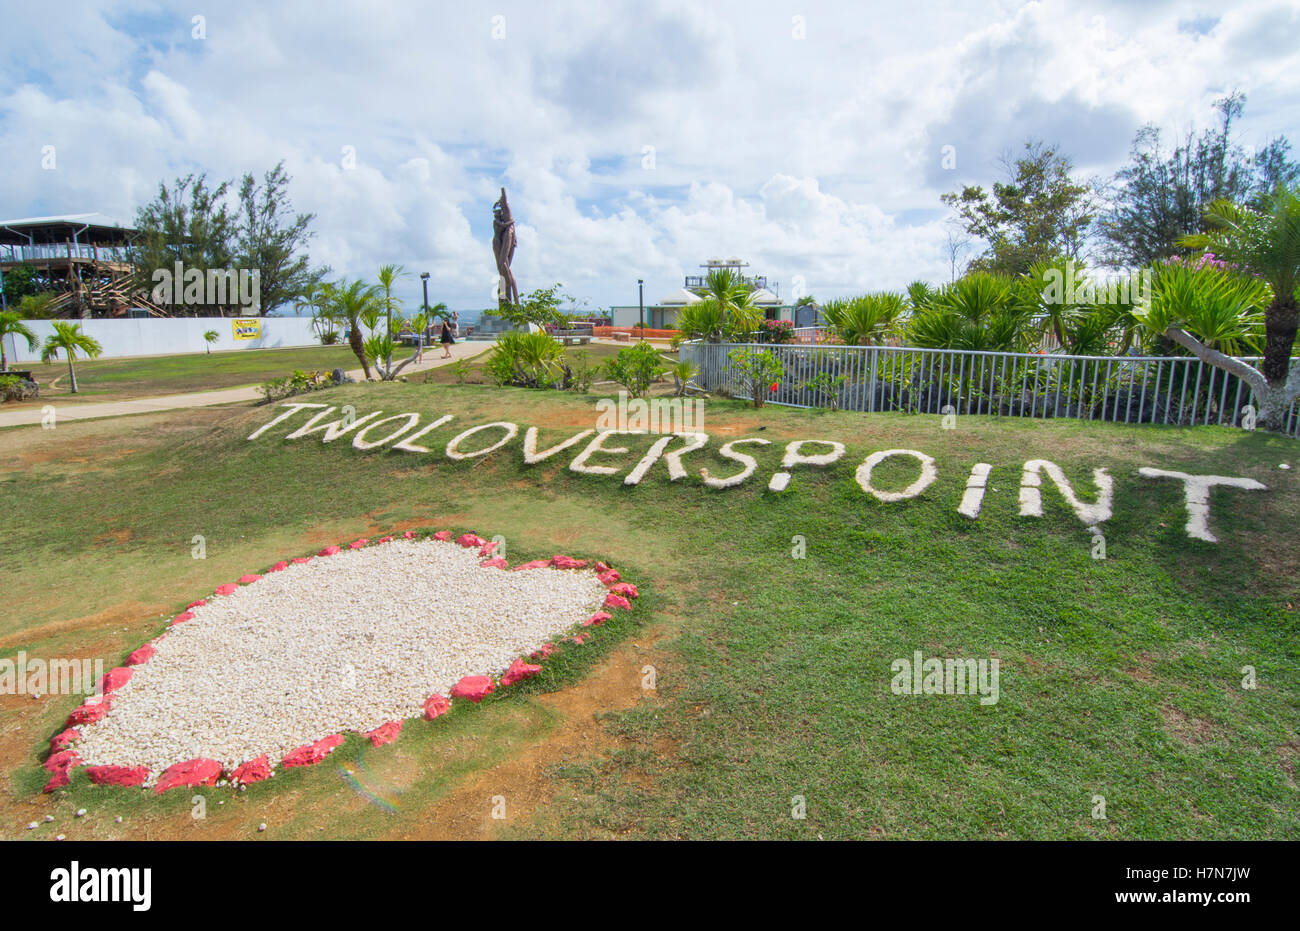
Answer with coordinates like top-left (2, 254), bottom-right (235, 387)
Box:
top-left (637, 278), bottom-right (644, 340)
top-left (420, 272), bottom-right (430, 356)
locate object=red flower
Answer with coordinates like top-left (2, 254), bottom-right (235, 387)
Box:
top-left (769, 382), bottom-right (779, 392)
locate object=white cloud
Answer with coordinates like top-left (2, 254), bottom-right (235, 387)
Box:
top-left (0, 0), bottom-right (1296, 312)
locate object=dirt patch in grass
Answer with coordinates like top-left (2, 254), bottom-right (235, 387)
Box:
top-left (0, 601), bottom-right (159, 654)
top-left (1122, 651), bottom-right (1159, 683)
top-left (1160, 704), bottom-right (1216, 745)
top-left (1278, 741), bottom-right (1300, 789)
top-left (391, 632), bottom-right (667, 840)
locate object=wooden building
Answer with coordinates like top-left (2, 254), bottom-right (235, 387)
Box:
top-left (0, 213), bottom-right (164, 317)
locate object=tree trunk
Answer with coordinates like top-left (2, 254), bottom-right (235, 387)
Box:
top-left (1262, 295), bottom-right (1298, 384)
top-left (67, 356), bottom-right (78, 394)
top-left (1258, 296), bottom-right (1300, 432)
top-left (348, 320), bottom-right (372, 380)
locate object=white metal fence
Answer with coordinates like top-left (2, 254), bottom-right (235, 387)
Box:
top-left (679, 341), bottom-right (1300, 437)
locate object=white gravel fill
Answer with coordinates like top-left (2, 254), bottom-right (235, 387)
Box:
top-left (75, 539), bottom-right (609, 779)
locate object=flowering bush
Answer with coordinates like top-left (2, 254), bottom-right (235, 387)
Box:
top-left (727, 347), bottom-right (785, 408)
top-left (758, 318), bottom-right (796, 343)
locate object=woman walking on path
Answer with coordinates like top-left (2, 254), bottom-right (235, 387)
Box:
top-left (440, 318), bottom-right (455, 358)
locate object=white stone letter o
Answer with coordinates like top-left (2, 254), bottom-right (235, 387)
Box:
top-left (856, 449), bottom-right (938, 502)
top-left (445, 422), bottom-right (519, 460)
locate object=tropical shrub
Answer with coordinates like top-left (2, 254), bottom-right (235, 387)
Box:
top-left (0, 373), bottom-right (38, 402)
top-left (727, 347), bottom-right (785, 408)
top-left (821, 292), bottom-right (907, 345)
top-left (604, 341), bottom-right (666, 398)
top-left (488, 330), bottom-right (566, 388)
top-left (803, 371), bottom-right (848, 410)
top-left (675, 268), bottom-right (764, 342)
top-left (670, 359), bottom-right (699, 396)
top-left (259, 369), bottom-right (329, 403)
top-left (907, 273), bottom-right (1034, 352)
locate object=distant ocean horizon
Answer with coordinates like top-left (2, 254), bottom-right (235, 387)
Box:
top-left (270, 309), bottom-right (485, 325)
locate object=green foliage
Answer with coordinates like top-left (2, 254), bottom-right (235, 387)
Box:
top-left (821, 292), bottom-right (907, 345)
top-left (1179, 187), bottom-right (1300, 313)
top-left (39, 320), bottom-right (103, 393)
top-left (486, 283), bottom-right (573, 329)
top-left (235, 162), bottom-right (323, 314)
top-left (907, 273), bottom-right (1034, 352)
top-left (259, 369), bottom-right (329, 403)
top-left (0, 310), bottom-right (39, 370)
top-left (566, 350), bottom-right (597, 393)
top-left (906, 281), bottom-right (936, 311)
top-left (15, 292), bottom-right (59, 319)
top-left (131, 162), bottom-right (324, 315)
top-left (449, 359), bottom-right (471, 384)
top-left (489, 330), bottom-right (566, 388)
top-left (669, 359), bottom-right (698, 397)
top-left (802, 371), bottom-right (848, 410)
top-left (943, 140), bottom-right (1094, 276)
top-left (0, 372), bottom-right (37, 401)
top-left (726, 346), bottom-right (785, 408)
top-left (1099, 93), bottom-right (1300, 267)
top-left (319, 330), bottom-right (339, 345)
top-left (1, 264), bottom-right (41, 305)
top-left (1136, 258), bottom-right (1269, 355)
top-left (676, 268), bottom-right (764, 342)
top-left (604, 341), bottom-right (667, 398)
top-left (324, 278), bottom-right (381, 378)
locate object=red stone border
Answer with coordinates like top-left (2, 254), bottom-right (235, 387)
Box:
top-left (42, 530), bottom-right (639, 794)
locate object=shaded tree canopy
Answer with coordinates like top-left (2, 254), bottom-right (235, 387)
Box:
top-left (130, 161), bottom-right (324, 315)
top-left (1097, 92), bottom-right (1299, 268)
top-left (941, 140), bottom-right (1095, 277)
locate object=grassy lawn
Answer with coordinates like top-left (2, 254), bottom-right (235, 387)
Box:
top-left (1, 381), bottom-right (1297, 840)
top-left (12, 344), bottom-right (359, 405)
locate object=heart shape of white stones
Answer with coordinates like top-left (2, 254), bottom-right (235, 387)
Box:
top-left (43, 531), bottom-right (638, 793)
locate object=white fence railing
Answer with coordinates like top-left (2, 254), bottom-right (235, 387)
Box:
top-left (678, 341), bottom-right (1300, 437)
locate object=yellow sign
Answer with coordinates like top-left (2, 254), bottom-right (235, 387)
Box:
top-left (232, 319), bottom-right (261, 340)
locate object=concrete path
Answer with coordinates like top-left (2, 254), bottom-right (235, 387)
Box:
top-left (0, 340), bottom-right (488, 429)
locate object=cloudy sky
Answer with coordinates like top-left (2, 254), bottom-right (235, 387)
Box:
top-left (2, 0), bottom-right (1298, 313)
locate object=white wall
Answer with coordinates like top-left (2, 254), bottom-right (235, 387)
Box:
top-left (2, 316), bottom-right (321, 362)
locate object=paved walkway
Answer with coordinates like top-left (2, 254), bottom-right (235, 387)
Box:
top-left (0, 340), bottom-right (487, 429)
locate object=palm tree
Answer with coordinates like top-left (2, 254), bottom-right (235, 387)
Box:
top-left (296, 281), bottom-right (336, 341)
top-left (0, 311), bottom-right (39, 371)
top-left (692, 267), bottom-right (763, 341)
top-left (329, 278), bottom-right (381, 380)
top-left (1174, 187), bottom-right (1300, 430)
top-left (376, 265), bottom-right (408, 371)
top-left (203, 330), bottom-right (219, 354)
top-left (40, 321), bottom-right (102, 393)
